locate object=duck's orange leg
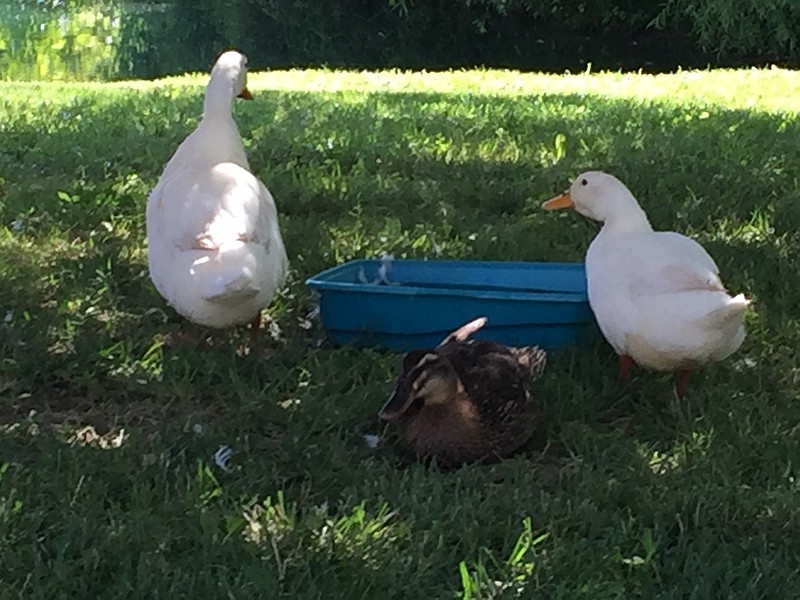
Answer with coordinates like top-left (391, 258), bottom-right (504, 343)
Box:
top-left (675, 369), bottom-right (691, 398)
top-left (618, 354), bottom-right (634, 381)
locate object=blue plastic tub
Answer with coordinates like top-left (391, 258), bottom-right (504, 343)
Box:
top-left (305, 259), bottom-right (595, 352)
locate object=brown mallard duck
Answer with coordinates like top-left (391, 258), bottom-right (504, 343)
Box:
top-left (378, 317), bottom-right (547, 467)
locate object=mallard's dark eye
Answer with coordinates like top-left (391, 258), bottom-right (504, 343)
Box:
top-left (581, 178), bottom-right (588, 186)
top-left (406, 397), bottom-right (425, 417)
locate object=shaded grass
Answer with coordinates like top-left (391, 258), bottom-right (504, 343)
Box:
top-left (1, 67), bottom-right (800, 598)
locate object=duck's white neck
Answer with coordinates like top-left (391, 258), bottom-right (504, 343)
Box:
top-left (203, 76), bottom-right (235, 119)
top-left (594, 188), bottom-right (653, 234)
top-left (600, 205), bottom-right (653, 234)
top-left (183, 77), bottom-right (248, 170)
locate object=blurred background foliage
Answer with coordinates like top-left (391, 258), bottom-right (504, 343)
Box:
top-left (1, 0), bottom-right (798, 81)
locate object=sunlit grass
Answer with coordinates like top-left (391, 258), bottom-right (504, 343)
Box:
top-left (1, 67), bottom-right (800, 597)
top-left (7, 65), bottom-right (800, 113)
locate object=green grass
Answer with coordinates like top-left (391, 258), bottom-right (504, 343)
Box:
top-left (2, 66), bottom-right (800, 598)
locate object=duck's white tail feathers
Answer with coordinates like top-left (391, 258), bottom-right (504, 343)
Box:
top-left (512, 346), bottom-right (548, 381)
top-left (202, 271), bottom-right (260, 304)
top-left (198, 240), bottom-right (264, 305)
top-left (705, 293), bottom-right (750, 330)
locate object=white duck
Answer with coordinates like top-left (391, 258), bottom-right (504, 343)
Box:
top-left (146, 50), bottom-right (287, 341)
top-left (542, 171), bottom-right (749, 396)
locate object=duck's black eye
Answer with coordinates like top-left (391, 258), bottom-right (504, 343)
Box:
top-left (407, 397), bottom-right (425, 417)
top-left (581, 178), bottom-right (588, 186)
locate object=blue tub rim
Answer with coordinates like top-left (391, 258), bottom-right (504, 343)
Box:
top-left (305, 258), bottom-right (589, 303)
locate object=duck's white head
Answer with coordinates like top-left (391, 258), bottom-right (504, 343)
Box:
top-left (210, 50), bottom-right (252, 100)
top-left (204, 50), bottom-right (252, 117)
top-left (542, 171), bottom-right (651, 230)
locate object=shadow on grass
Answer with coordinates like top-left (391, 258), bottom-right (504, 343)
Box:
top-left (1, 82), bottom-right (800, 596)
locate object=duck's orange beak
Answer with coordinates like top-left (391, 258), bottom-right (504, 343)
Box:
top-left (541, 192), bottom-right (574, 210)
top-left (237, 87), bottom-right (253, 100)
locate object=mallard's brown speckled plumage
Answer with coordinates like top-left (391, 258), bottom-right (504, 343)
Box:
top-left (379, 317), bottom-right (546, 467)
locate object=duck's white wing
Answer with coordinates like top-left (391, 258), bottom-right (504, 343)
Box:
top-left (149, 164), bottom-right (257, 251)
top-left (253, 178), bottom-right (289, 277)
top-left (624, 231), bottom-right (726, 296)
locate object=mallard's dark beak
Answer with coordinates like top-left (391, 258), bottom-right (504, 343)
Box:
top-left (378, 383), bottom-right (415, 422)
top-left (238, 87), bottom-right (253, 100)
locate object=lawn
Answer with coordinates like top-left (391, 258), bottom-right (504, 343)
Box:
top-left (1, 66), bottom-right (800, 598)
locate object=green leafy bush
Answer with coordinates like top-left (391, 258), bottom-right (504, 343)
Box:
top-left (114, 0), bottom-right (797, 73)
top-left (653, 0), bottom-right (800, 57)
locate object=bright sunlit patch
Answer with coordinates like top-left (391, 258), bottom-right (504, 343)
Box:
top-left (232, 68), bottom-right (800, 115)
top-left (241, 494), bottom-right (404, 574)
top-left (637, 431), bottom-right (713, 476)
top-left (73, 425), bottom-right (127, 449)
top-left (646, 449), bottom-right (681, 475)
top-left (279, 398), bottom-right (301, 411)
top-left (732, 357), bottom-right (758, 371)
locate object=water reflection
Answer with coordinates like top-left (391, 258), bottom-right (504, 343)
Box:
top-left (0, 1), bottom-right (119, 80)
top-left (0, 0), bottom-right (219, 81)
